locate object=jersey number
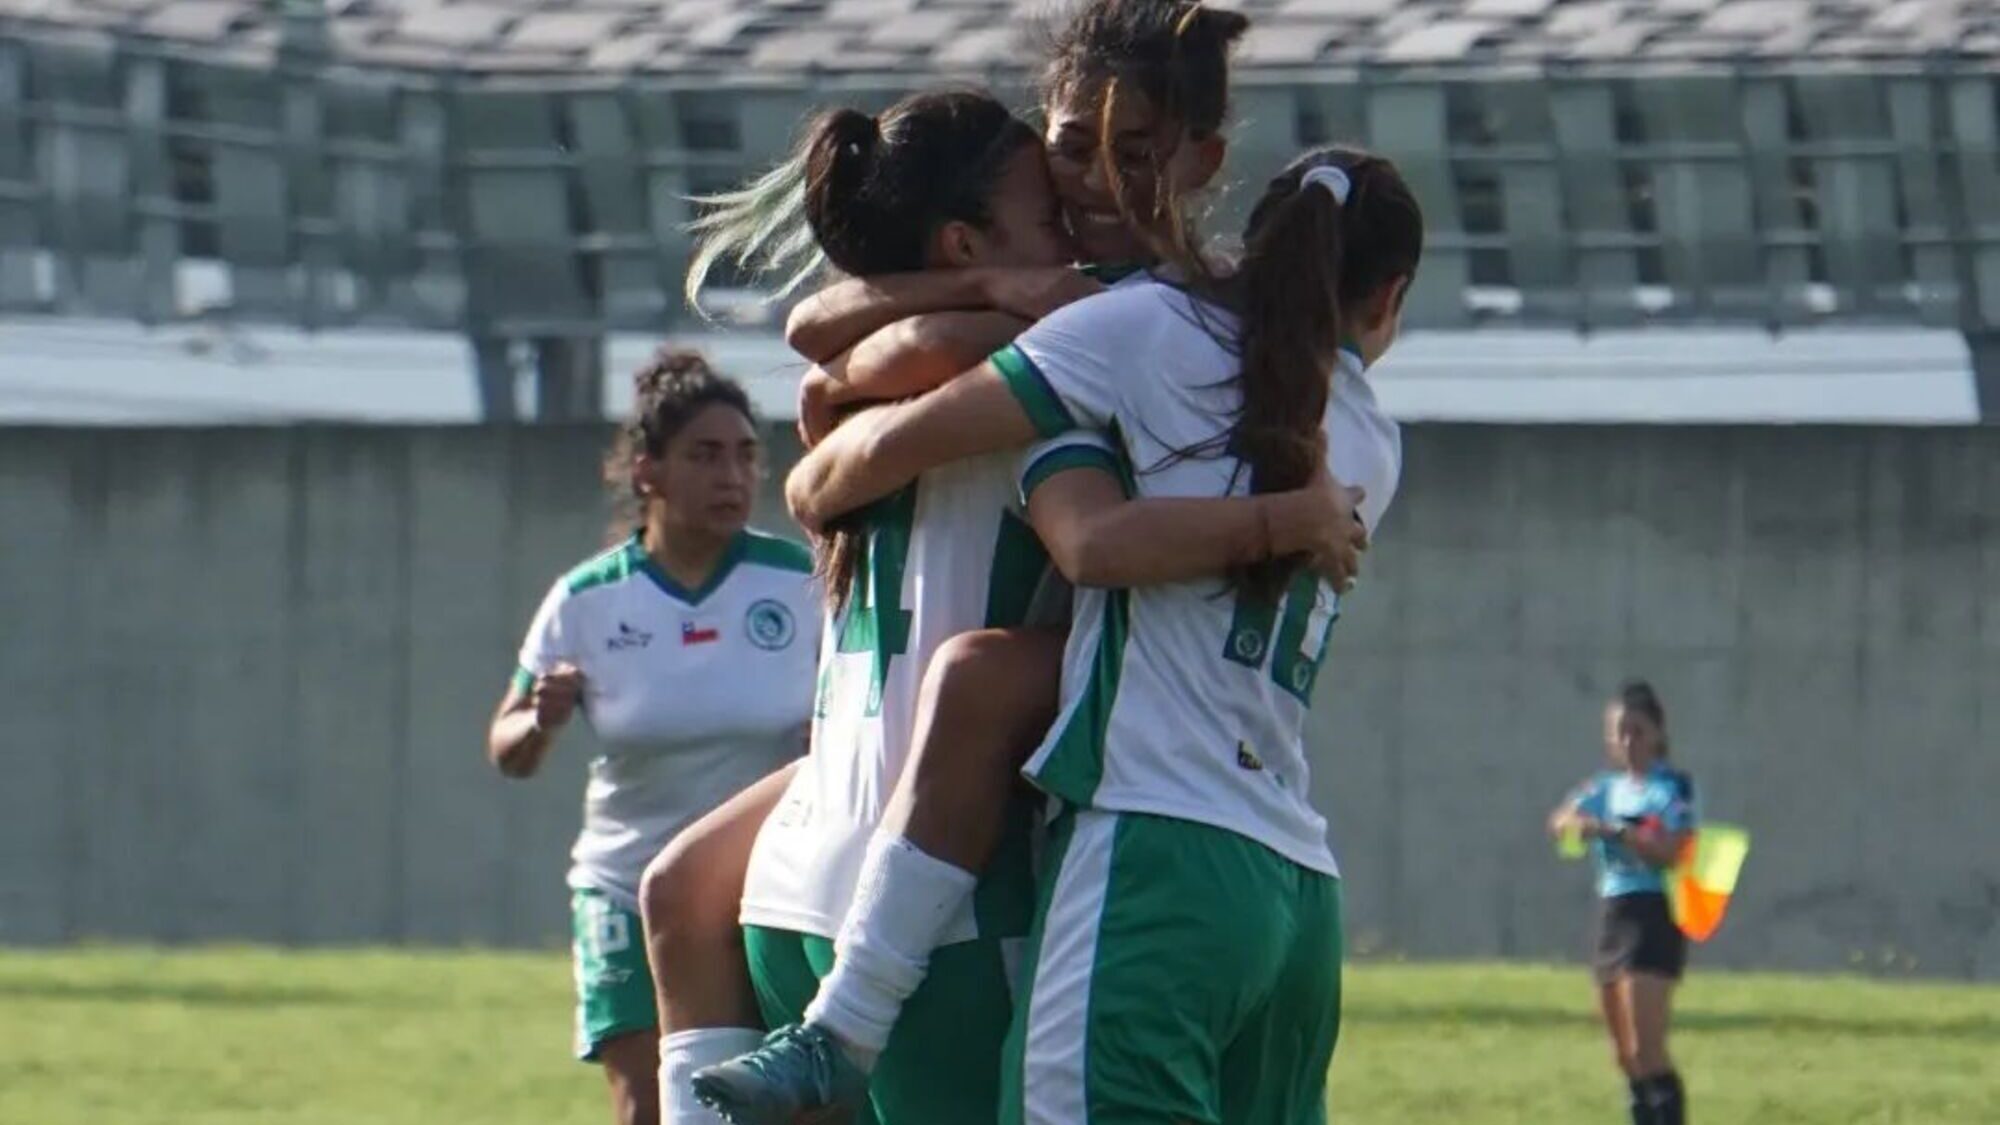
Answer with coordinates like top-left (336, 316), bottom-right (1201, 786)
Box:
top-left (1222, 572), bottom-right (1338, 706)
top-left (835, 486), bottom-right (917, 716)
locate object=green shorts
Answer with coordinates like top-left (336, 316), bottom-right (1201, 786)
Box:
top-left (744, 925), bottom-right (1018, 1125)
top-left (1000, 809), bottom-right (1344, 1125)
top-left (571, 887), bottom-right (658, 1062)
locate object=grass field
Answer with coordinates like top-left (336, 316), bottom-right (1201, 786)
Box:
top-left (2, 948), bottom-right (1994, 1124)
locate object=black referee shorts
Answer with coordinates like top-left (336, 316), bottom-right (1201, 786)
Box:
top-left (1593, 891), bottom-right (1686, 984)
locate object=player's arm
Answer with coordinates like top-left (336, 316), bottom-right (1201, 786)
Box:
top-left (787, 364), bottom-right (1037, 531)
top-left (1624, 785), bottom-right (1697, 866)
top-left (1621, 824), bottom-right (1690, 868)
top-left (790, 287), bottom-right (1138, 527)
top-left (1548, 782), bottom-right (1605, 838)
top-left (798, 312), bottom-right (1029, 446)
top-left (486, 664), bottom-right (582, 779)
top-left (786, 268), bottom-right (1099, 362)
top-left (1022, 458), bottom-right (1366, 590)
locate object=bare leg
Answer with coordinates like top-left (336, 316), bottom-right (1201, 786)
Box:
top-left (796, 628), bottom-right (1062, 1062)
top-left (1623, 972), bottom-right (1685, 1125)
top-left (882, 627), bottom-right (1064, 870)
top-left (687, 629), bottom-right (1068, 1121)
top-left (598, 1031), bottom-right (661, 1125)
top-left (1598, 980), bottom-right (1638, 1081)
top-left (1623, 972), bottom-right (1677, 1078)
top-left (640, 760), bottom-right (798, 1125)
top-left (640, 759), bottom-right (797, 1032)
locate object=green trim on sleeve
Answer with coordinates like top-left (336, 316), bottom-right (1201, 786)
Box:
top-left (563, 537), bottom-right (644, 595)
top-left (991, 345), bottom-right (1077, 439)
top-left (510, 666), bottom-right (536, 694)
top-left (1019, 443), bottom-right (1127, 505)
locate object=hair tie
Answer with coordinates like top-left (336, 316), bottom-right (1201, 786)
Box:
top-left (1300, 164), bottom-right (1351, 205)
top-left (844, 113), bottom-right (881, 158)
top-left (1174, 1), bottom-right (1202, 36)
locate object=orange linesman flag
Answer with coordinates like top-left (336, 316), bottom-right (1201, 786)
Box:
top-left (1667, 823), bottom-right (1750, 942)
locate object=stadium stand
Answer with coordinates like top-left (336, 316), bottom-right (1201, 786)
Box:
top-left (0, 0), bottom-right (1996, 417)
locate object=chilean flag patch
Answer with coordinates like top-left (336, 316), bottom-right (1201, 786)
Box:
top-left (681, 620), bottom-right (720, 646)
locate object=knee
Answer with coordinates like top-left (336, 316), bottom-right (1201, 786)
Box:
top-left (925, 632), bottom-right (1012, 717)
top-left (640, 832), bottom-right (727, 947)
top-left (923, 631), bottom-right (1055, 740)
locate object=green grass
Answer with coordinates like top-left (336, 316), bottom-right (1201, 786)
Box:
top-left (1, 948), bottom-right (1994, 1124)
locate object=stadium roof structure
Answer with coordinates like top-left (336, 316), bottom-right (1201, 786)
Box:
top-left (2, 0), bottom-right (1998, 420)
top-left (0, 0), bottom-right (1994, 77)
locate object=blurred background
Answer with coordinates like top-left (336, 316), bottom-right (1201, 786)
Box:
top-left (3, 0), bottom-right (1999, 980)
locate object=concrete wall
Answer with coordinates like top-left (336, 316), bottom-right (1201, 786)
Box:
top-left (3, 424), bottom-right (1997, 978)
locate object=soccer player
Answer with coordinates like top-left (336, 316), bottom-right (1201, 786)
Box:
top-left (487, 350), bottom-right (821, 1125)
top-left (667, 86), bottom-right (1369, 1125)
top-left (1548, 681), bottom-right (1697, 1125)
top-left (724, 144), bottom-right (1425, 1125)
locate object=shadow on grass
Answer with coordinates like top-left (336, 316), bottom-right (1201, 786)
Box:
top-left (1347, 1000), bottom-right (1999, 1042)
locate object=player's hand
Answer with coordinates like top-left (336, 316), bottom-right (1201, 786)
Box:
top-left (531, 664), bottom-right (583, 731)
top-left (797, 367), bottom-right (838, 449)
top-left (981, 268), bottom-right (1103, 323)
top-left (1277, 472), bottom-right (1368, 592)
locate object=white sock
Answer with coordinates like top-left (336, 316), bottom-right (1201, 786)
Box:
top-left (806, 832), bottom-right (977, 1069)
top-left (660, 1027), bottom-right (764, 1125)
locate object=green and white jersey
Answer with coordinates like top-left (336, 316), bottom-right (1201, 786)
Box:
top-left (739, 454), bottom-right (1065, 943)
top-left (514, 530), bottom-right (821, 911)
top-left (994, 279), bottom-right (1403, 876)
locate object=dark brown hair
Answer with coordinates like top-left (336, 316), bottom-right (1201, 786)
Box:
top-left (1165, 147), bottom-right (1424, 602)
top-left (685, 90), bottom-right (1039, 314)
top-left (1042, 0), bottom-right (1246, 136)
top-left (1233, 149), bottom-right (1423, 589)
top-left (1616, 679), bottom-right (1670, 755)
top-left (789, 91), bottom-right (1042, 611)
top-left (603, 349), bottom-right (756, 536)
top-left (1041, 0), bottom-right (1248, 256)
top-left (803, 90), bottom-right (1041, 279)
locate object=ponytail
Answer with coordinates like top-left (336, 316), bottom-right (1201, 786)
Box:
top-left (800, 108), bottom-right (885, 277)
top-left (1223, 148), bottom-right (1423, 603)
top-left (686, 92), bottom-right (1035, 322)
top-left (683, 155), bottom-right (822, 317)
top-left (685, 90), bottom-right (1041, 613)
top-left (681, 106), bottom-right (886, 316)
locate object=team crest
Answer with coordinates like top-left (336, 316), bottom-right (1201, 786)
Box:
top-left (1289, 661), bottom-right (1314, 694)
top-left (1230, 628), bottom-right (1267, 663)
top-left (745, 599), bottom-right (797, 651)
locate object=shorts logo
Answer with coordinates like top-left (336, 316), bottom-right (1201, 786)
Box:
top-left (1230, 628), bottom-right (1267, 663)
top-left (745, 599), bottom-right (797, 651)
top-left (1236, 741), bottom-right (1265, 771)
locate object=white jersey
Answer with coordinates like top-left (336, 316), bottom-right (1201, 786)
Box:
top-left (515, 529), bottom-right (822, 910)
top-left (993, 278), bottom-right (1403, 876)
top-left (738, 454), bottom-right (1064, 943)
